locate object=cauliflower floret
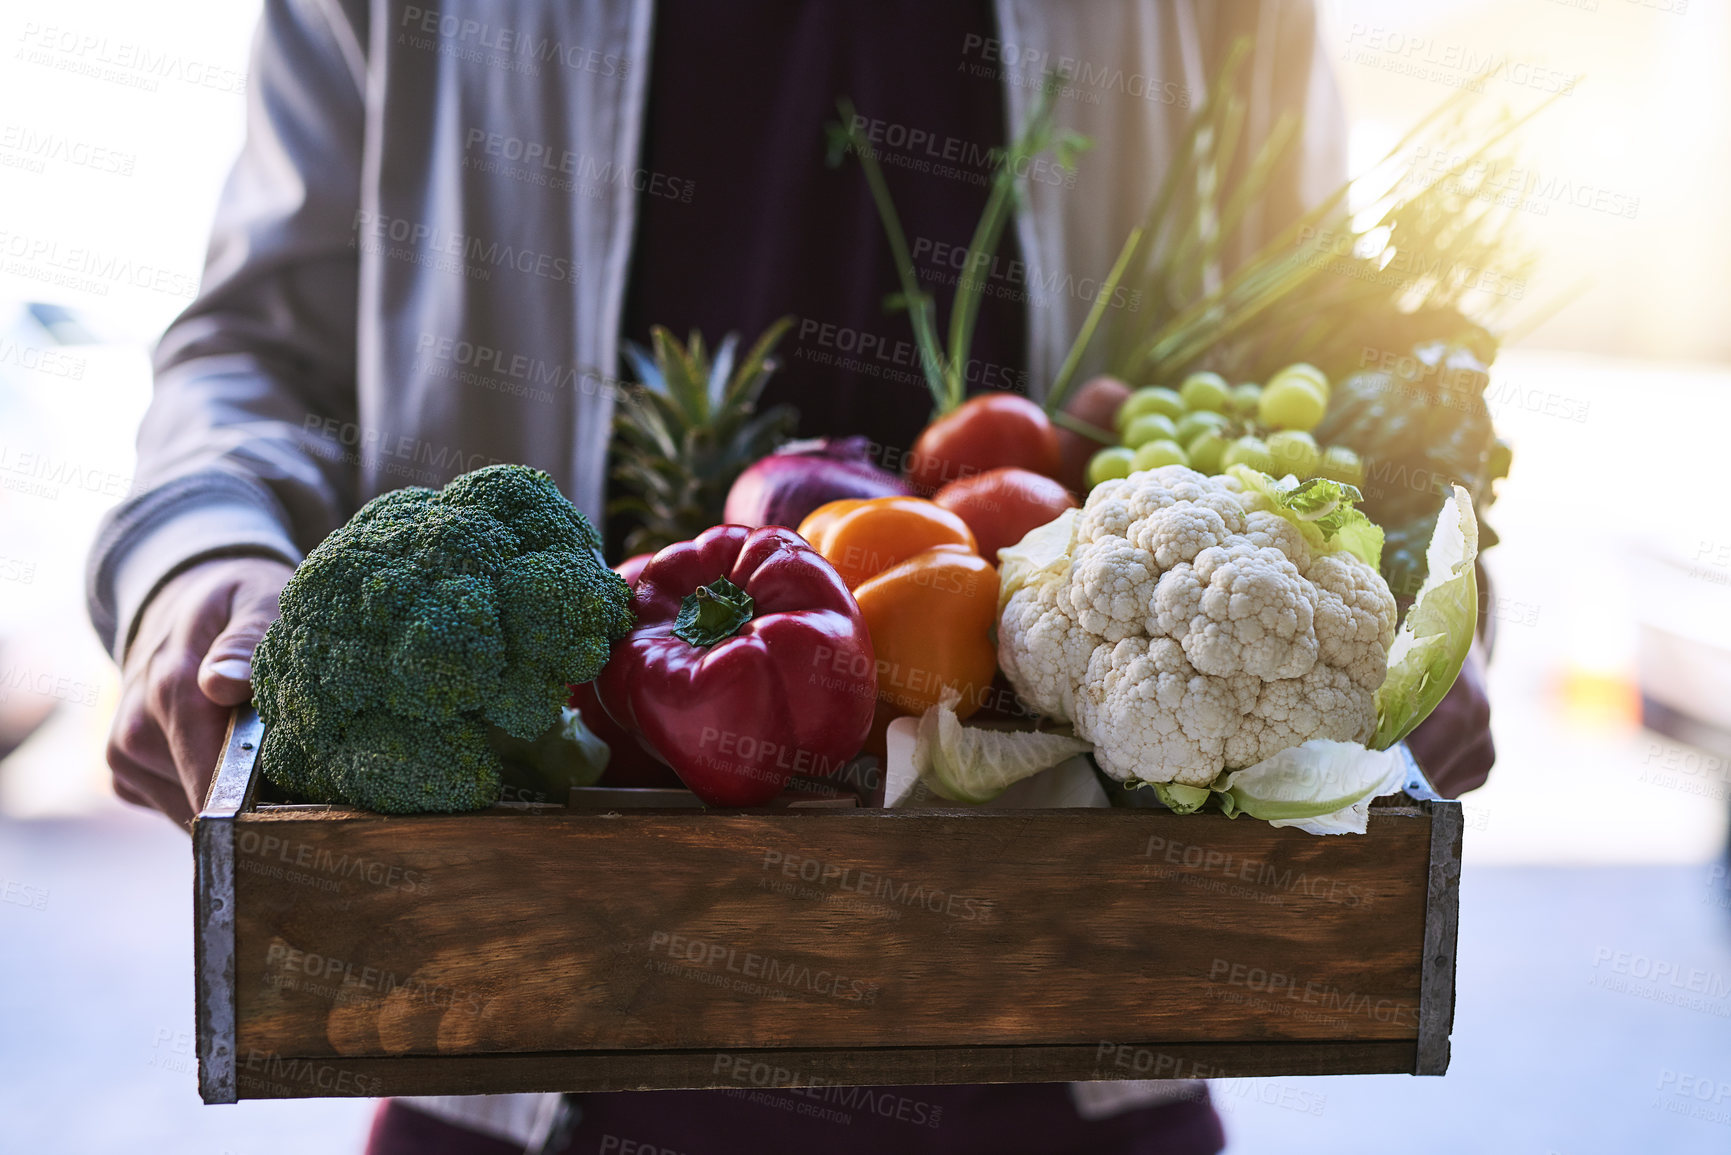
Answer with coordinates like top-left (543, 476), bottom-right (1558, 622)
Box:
top-left (1072, 479), bottom-right (1145, 547)
top-left (997, 584), bottom-right (1098, 721)
top-left (1308, 552), bottom-right (1399, 691)
top-left (1149, 563), bottom-right (1203, 638)
top-left (1130, 502), bottom-right (1242, 569)
top-left (1183, 542), bottom-right (1318, 680)
top-left (995, 465), bottom-right (1399, 786)
top-left (1240, 510), bottom-right (1312, 570)
top-left (1076, 638), bottom-right (1235, 786)
top-left (1065, 538), bottom-right (1160, 642)
top-left (1224, 665), bottom-right (1376, 768)
top-left (1157, 469), bottom-right (1248, 527)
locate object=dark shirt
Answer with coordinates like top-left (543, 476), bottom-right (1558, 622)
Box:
top-left (622, 0), bottom-right (1028, 458)
top-left (603, 4), bottom-right (1222, 1152)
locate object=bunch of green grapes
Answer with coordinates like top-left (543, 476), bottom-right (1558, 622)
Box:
top-left (1085, 364), bottom-right (1366, 490)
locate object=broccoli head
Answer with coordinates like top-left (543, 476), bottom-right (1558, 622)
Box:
top-left (251, 464), bottom-right (635, 813)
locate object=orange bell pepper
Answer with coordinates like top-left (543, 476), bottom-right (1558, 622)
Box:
top-left (799, 497), bottom-right (999, 720)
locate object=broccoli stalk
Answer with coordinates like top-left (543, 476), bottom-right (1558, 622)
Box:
top-left (250, 465), bottom-right (634, 813)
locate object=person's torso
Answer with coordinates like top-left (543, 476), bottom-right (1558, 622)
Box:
top-left (344, 0), bottom-right (1237, 530)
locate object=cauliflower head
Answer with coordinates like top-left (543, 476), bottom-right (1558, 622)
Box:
top-left (997, 466), bottom-right (1396, 787)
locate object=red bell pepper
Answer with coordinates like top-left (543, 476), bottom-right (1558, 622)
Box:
top-left (566, 680), bottom-right (683, 789)
top-left (565, 553), bottom-right (684, 789)
top-left (596, 525), bottom-right (876, 806)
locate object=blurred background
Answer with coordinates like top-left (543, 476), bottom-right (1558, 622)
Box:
top-left (2, 0), bottom-right (1728, 1151)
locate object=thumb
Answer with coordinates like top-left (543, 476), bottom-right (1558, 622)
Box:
top-left (197, 617), bottom-right (274, 707)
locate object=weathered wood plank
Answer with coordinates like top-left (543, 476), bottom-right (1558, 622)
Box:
top-left (230, 807), bottom-right (1429, 1060)
top-left (229, 1039), bottom-right (1418, 1099)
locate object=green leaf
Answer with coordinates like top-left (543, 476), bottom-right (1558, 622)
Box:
top-left (831, 98), bottom-right (950, 409)
top-left (1054, 130), bottom-right (1093, 171)
top-left (1049, 409), bottom-right (1118, 446)
top-left (835, 82), bottom-right (1079, 415)
top-left (618, 387), bottom-right (682, 461)
top-left (822, 120), bottom-right (853, 168)
top-left (1213, 739), bottom-right (1409, 835)
top-left (707, 332), bottom-right (738, 413)
top-left (914, 692), bottom-right (1093, 804)
top-left (1372, 485), bottom-right (1479, 748)
top-left (648, 326), bottom-right (707, 424)
top-left (1045, 227), bottom-right (1144, 415)
top-left (1281, 477), bottom-right (1362, 519)
top-left (1151, 782), bottom-right (1212, 814)
top-left (722, 316), bottom-right (793, 410)
top-left (489, 705), bottom-right (611, 797)
top-left (621, 342), bottom-right (662, 391)
top-left (672, 576), bottom-right (755, 648)
top-left (996, 506), bottom-right (1077, 607)
top-left (1227, 466), bottom-right (1384, 570)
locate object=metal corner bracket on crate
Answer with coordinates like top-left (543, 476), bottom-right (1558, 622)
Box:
top-left (194, 706), bottom-right (265, 1104)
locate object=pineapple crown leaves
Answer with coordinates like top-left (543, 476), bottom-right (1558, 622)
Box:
top-left (621, 317), bottom-right (792, 427)
top-left (610, 317), bottom-right (797, 554)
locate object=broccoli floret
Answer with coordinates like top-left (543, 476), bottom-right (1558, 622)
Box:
top-left (251, 465), bottom-right (634, 813)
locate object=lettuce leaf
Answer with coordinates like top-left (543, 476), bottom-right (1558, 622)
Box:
top-left (1371, 485), bottom-right (1479, 749)
top-left (1227, 467), bottom-right (1384, 570)
top-left (1214, 740), bottom-right (1410, 835)
top-left (914, 691), bottom-right (1094, 804)
top-left (996, 506), bottom-right (1078, 612)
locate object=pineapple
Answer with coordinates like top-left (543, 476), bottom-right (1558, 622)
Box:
top-left (609, 317), bottom-right (796, 556)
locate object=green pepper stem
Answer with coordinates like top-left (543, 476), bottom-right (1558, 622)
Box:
top-left (672, 576), bottom-right (755, 648)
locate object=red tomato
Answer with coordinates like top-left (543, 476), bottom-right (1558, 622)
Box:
top-left (1055, 375), bottom-right (1131, 494)
top-left (933, 467), bottom-right (1078, 561)
top-left (907, 394), bottom-right (1060, 495)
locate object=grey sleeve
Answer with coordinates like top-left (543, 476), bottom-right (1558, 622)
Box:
top-left (87, 0), bottom-right (370, 660)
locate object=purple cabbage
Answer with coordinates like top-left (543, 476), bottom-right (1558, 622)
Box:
top-left (724, 437), bottom-right (912, 529)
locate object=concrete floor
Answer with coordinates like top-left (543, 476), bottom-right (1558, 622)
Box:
top-left (0, 812), bottom-right (374, 1154)
top-left (3, 809), bottom-right (1729, 1154)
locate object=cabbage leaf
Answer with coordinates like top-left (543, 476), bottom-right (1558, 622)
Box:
top-left (996, 506), bottom-right (1078, 611)
top-left (1228, 467), bottom-right (1384, 570)
top-left (1372, 485), bottom-right (1479, 749)
top-left (914, 691), bottom-right (1094, 804)
top-left (1214, 740), bottom-right (1410, 835)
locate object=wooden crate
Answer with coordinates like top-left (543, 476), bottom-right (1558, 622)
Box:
top-left (194, 707), bottom-right (1461, 1103)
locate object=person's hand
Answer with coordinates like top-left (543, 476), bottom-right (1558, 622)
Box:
top-left (1404, 638), bottom-right (1494, 798)
top-left (105, 556), bottom-right (295, 827)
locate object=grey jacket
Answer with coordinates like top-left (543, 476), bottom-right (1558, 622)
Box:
top-left (86, 0), bottom-right (1343, 662)
top-left (85, 0), bottom-right (1342, 1143)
